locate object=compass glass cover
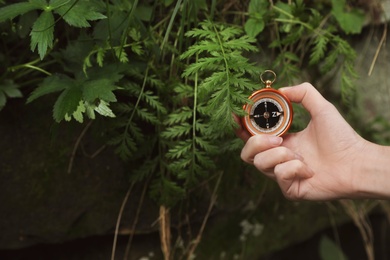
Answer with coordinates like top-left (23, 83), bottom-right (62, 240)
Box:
top-left (243, 89), bottom-right (292, 136)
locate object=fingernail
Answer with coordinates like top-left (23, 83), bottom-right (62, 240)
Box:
top-left (269, 136), bottom-right (283, 145)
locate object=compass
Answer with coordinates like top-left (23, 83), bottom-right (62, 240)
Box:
top-left (242, 70), bottom-right (293, 136)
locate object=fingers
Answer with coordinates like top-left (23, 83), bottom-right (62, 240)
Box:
top-left (233, 114), bottom-right (251, 142)
top-left (240, 135), bottom-right (283, 164)
top-left (252, 146), bottom-right (302, 174)
top-left (279, 82), bottom-right (334, 117)
top-left (274, 160), bottom-right (315, 200)
top-left (274, 159), bottom-right (314, 181)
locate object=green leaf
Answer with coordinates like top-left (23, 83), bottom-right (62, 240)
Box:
top-left (30, 10), bottom-right (55, 59)
top-left (94, 100), bottom-right (115, 118)
top-left (319, 236), bottom-right (348, 260)
top-left (114, 47), bottom-right (129, 63)
top-left (136, 108), bottom-right (158, 124)
top-left (0, 2), bottom-right (37, 23)
top-left (161, 123), bottom-right (192, 139)
top-left (66, 100), bottom-right (86, 123)
top-left (150, 178), bottom-right (186, 207)
top-left (84, 102), bottom-right (96, 119)
top-left (245, 0), bottom-right (268, 37)
top-left (167, 140), bottom-right (192, 159)
top-left (309, 34), bottom-right (329, 65)
top-left (244, 18), bottom-right (265, 38)
top-left (30, 0), bottom-right (49, 8)
top-left (82, 79), bottom-right (117, 103)
top-left (0, 80), bottom-right (22, 98)
top-left (27, 74), bottom-right (71, 103)
top-left (142, 91), bottom-right (167, 114)
top-left (54, 0), bottom-right (106, 28)
top-left (331, 0), bottom-right (365, 34)
top-left (96, 47), bottom-right (105, 67)
top-left (248, 0), bottom-right (268, 14)
top-left (53, 84), bottom-right (82, 122)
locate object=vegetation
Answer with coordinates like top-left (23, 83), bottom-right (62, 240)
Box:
top-left (0, 0), bottom-right (386, 259)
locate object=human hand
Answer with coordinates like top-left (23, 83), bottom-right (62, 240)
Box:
top-left (238, 82), bottom-right (370, 200)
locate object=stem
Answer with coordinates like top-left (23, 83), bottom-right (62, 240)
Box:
top-left (185, 172), bottom-right (223, 259)
top-left (123, 66), bottom-right (150, 141)
top-left (8, 59), bottom-right (53, 77)
top-left (67, 120), bottom-right (93, 174)
top-left (190, 54), bottom-right (198, 185)
top-left (118, 0), bottom-right (139, 62)
top-left (159, 205), bottom-right (171, 260)
top-left (22, 64), bottom-right (51, 76)
top-left (111, 182), bottom-right (135, 260)
top-left (160, 0), bottom-right (183, 52)
top-left (123, 179), bottom-right (150, 259)
top-left (213, 23), bottom-right (230, 84)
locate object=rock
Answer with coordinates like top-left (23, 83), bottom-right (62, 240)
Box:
top-left (0, 97), bottom-right (158, 249)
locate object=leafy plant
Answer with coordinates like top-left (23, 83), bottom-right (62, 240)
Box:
top-left (0, 0), bottom-right (377, 258)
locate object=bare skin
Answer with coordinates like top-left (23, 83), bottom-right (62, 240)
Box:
top-left (237, 82), bottom-right (390, 200)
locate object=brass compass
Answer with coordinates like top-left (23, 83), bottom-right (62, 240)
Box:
top-left (242, 70), bottom-right (293, 136)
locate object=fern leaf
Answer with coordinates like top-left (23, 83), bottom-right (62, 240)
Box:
top-left (130, 158), bottom-right (158, 182)
top-left (166, 140), bottom-right (192, 159)
top-left (161, 123), bottom-right (192, 139)
top-left (149, 178), bottom-right (186, 207)
top-left (142, 91), bottom-right (167, 114)
top-left (136, 107), bottom-right (158, 124)
top-left (310, 34), bottom-right (329, 65)
top-left (165, 107), bottom-right (193, 125)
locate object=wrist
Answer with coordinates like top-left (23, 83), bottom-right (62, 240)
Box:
top-left (352, 141), bottom-right (390, 199)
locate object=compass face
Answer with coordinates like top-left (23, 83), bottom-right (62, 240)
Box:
top-left (243, 89), bottom-right (293, 136)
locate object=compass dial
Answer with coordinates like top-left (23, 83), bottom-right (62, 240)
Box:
top-left (243, 89), bottom-right (293, 136)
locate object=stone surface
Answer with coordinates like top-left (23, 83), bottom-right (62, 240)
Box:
top-left (0, 97), bottom-right (159, 249)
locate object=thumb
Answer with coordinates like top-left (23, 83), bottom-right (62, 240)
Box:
top-left (279, 82), bottom-right (333, 117)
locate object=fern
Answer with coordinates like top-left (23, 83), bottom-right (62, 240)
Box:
top-left (181, 20), bottom-right (259, 132)
top-left (159, 20), bottom-right (260, 196)
top-left (108, 67), bottom-right (165, 161)
top-left (309, 34), bottom-right (329, 65)
top-left (271, 1), bottom-right (359, 104)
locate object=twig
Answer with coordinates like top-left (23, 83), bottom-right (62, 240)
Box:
top-left (111, 182), bottom-right (135, 260)
top-left (123, 179), bottom-right (150, 259)
top-left (368, 23), bottom-right (387, 76)
top-left (67, 120), bottom-right (93, 174)
top-left (185, 172), bottom-right (223, 259)
top-left (160, 205), bottom-right (171, 260)
top-left (340, 200), bottom-right (375, 260)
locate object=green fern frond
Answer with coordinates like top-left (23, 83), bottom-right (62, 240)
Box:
top-left (164, 107), bottom-right (193, 125)
top-left (161, 123), bottom-right (192, 139)
top-left (310, 34), bottom-right (329, 65)
top-left (149, 178), bottom-right (186, 207)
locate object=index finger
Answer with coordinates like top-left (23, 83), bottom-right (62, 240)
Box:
top-left (241, 135), bottom-right (283, 164)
